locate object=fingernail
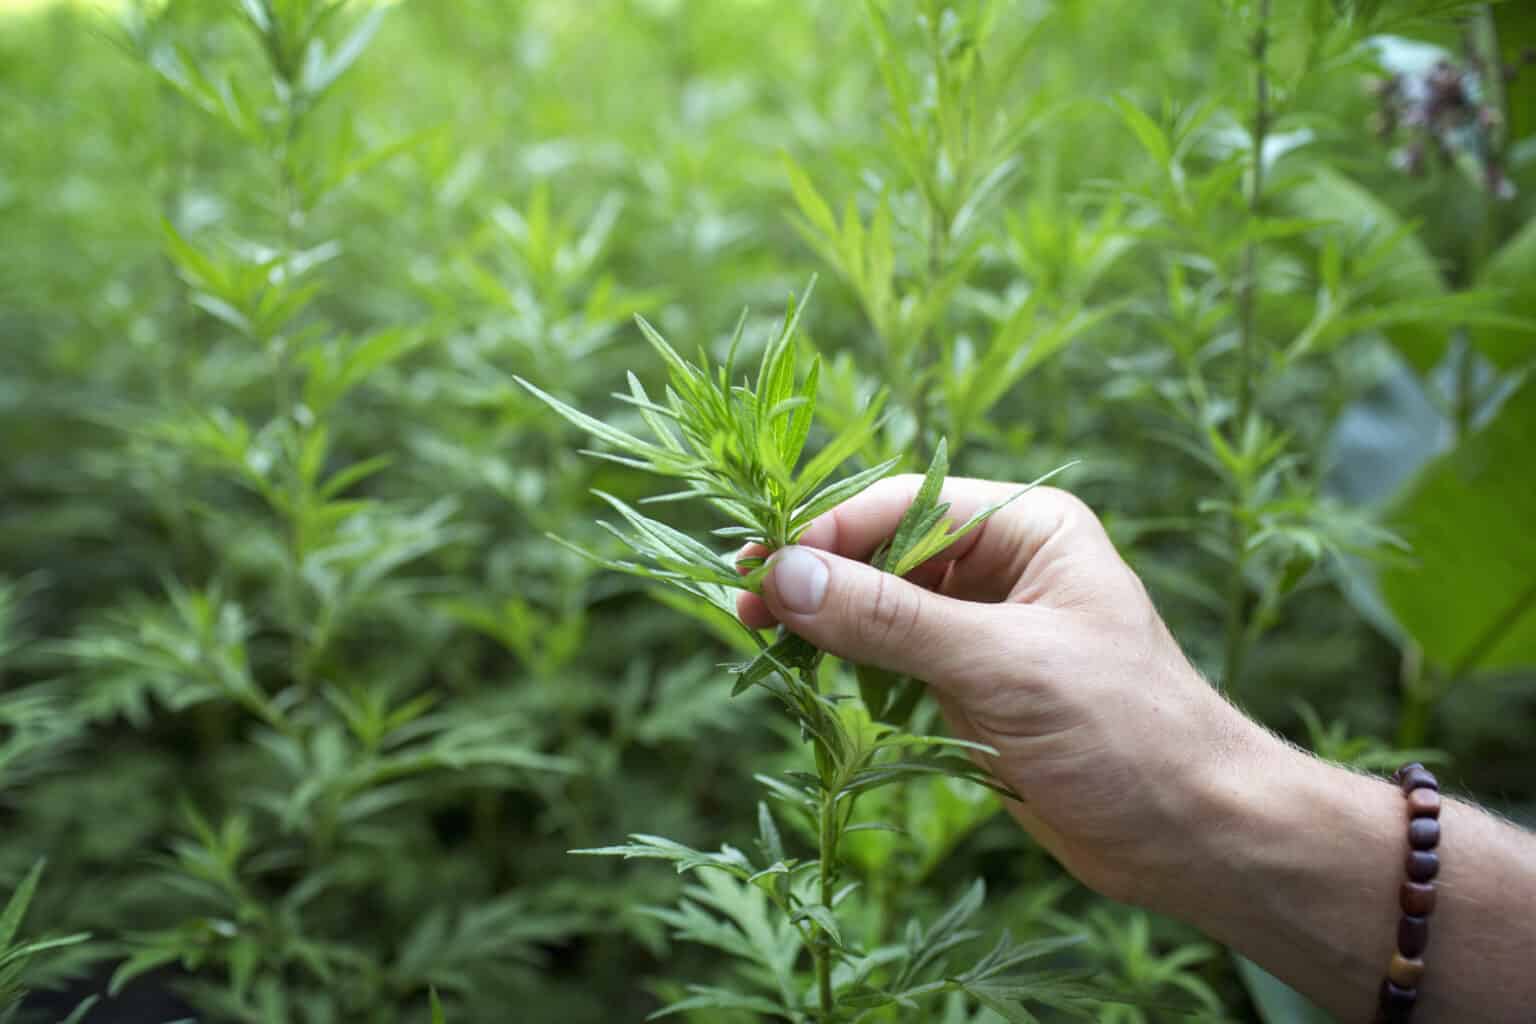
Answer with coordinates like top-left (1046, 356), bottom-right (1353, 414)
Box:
top-left (772, 546), bottom-right (828, 614)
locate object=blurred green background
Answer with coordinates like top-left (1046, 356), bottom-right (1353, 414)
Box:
top-left (0, 0), bottom-right (1532, 1021)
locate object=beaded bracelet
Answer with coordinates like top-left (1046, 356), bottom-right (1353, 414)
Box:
top-left (1374, 762), bottom-right (1441, 1024)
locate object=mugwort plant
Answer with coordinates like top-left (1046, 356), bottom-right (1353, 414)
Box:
top-left (520, 285), bottom-right (1102, 1021)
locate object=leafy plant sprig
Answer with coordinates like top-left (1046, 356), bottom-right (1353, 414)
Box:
top-left (519, 284), bottom-right (1089, 1022)
top-left (0, 861), bottom-right (94, 1023)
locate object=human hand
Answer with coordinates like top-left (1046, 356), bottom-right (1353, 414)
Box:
top-left (737, 476), bottom-right (1269, 905)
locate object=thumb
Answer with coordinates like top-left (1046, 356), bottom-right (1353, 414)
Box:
top-left (761, 545), bottom-right (1000, 684)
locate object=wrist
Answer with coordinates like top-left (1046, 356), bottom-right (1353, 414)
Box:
top-left (1129, 720), bottom-right (1403, 1018)
top-left (1106, 699), bottom-right (1293, 912)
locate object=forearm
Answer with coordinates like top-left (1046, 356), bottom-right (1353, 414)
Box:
top-left (1139, 725), bottom-right (1536, 1021)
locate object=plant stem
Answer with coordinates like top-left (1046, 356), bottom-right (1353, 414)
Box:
top-left (1235, 0), bottom-right (1269, 434)
top-left (1396, 643), bottom-right (1433, 748)
top-left (1220, 0), bottom-right (1270, 693)
top-left (1219, 544), bottom-right (1249, 693)
top-left (275, 99), bottom-right (313, 693)
top-left (801, 659), bottom-right (841, 1022)
top-left (816, 791), bottom-right (837, 1021)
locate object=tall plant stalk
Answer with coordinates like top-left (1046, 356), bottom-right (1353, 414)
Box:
top-left (1220, 0), bottom-right (1271, 693)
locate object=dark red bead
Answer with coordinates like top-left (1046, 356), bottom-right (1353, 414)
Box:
top-left (1407, 788), bottom-right (1441, 818)
top-left (1398, 766), bottom-right (1439, 794)
top-left (1409, 817), bottom-right (1440, 849)
top-left (1398, 914), bottom-right (1430, 957)
top-left (1400, 881), bottom-right (1437, 916)
top-left (1406, 849), bottom-right (1439, 882)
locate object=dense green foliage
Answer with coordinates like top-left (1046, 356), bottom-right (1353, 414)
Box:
top-left (0, 0), bottom-right (1532, 1021)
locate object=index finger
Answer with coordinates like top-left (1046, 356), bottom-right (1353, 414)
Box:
top-left (799, 474), bottom-right (1023, 564)
top-left (801, 475), bottom-right (1117, 605)
top-left (733, 475), bottom-right (1022, 564)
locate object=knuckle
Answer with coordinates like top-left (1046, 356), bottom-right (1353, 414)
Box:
top-left (856, 572), bottom-right (921, 650)
top-left (1035, 485), bottom-right (1094, 524)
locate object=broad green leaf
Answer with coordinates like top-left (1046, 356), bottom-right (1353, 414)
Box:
top-left (1379, 381), bottom-right (1536, 675)
top-left (1473, 215), bottom-right (1536, 371)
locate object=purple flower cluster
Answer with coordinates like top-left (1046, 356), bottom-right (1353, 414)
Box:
top-left (1370, 51), bottom-right (1531, 200)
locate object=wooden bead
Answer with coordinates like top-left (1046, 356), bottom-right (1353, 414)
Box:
top-left (1379, 980), bottom-right (1417, 1023)
top-left (1406, 849), bottom-right (1439, 882)
top-left (1400, 881), bottom-right (1437, 916)
top-left (1407, 788), bottom-right (1441, 819)
top-left (1409, 817), bottom-right (1441, 850)
top-left (1380, 763), bottom-right (1441, 1023)
top-left (1398, 914), bottom-right (1430, 957)
top-left (1388, 953), bottom-right (1425, 988)
top-left (1398, 765), bottom-right (1439, 794)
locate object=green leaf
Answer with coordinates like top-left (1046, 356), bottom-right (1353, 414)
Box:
top-left (0, 861), bottom-right (43, 949)
top-left (301, 6), bottom-right (387, 100)
top-left (888, 462), bottom-right (1074, 578)
top-left (570, 834), bottom-right (755, 879)
top-left (1285, 169), bottom-right (1450, 370)
top-left (877, 438), bottom-right (950, 573)
top-left (1233, 955), bottom-right (1331, 1024)
top-left (648, 986), bottom-right (787, 1020)
top-left (788, 393), bottom-right (888, 507)
top-left (1379, 381), bottom-right (1536, 675)
top-left (731, 631), bottom-right (822, 697)
top-left (58, 996), bottom-right (100, 1024)
top-left (856, 662), bottom-right (905, 725)
top-left (793, 903), bottom-right (842, 946)
top-left (783, 157), bottom-right (839, 243)
top-left (1473, 215), bottom-right (1536, 371)
top-left (515, 376), bottom-right (668, 464)
top-left (790, 457), bottom-right (900, 534)
top-left (1112, 96), bottom-right (1172, 170)
top-left (755, 802), bottom-right (784, 864)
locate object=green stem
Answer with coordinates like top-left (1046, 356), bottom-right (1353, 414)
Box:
top-left (807, 663), bottom-right (839, 1022)
top-left (1452, 330), bottom-right (1477, 440)
top-left (816, 793), bottom-right (837, 1021)
top-left (1234, 0), bottom-right (1269, 435)
top-left (1396, 689), bottom-right (1433, 750)
top-left (1395, 644), bottom-right (1432, 748)
top-left (1221, 0), bottom-right (1270, 693)
top-left (1220, 542), bottom-right (1249, 693)
top-left (275, 100), bottom-right (313, 692)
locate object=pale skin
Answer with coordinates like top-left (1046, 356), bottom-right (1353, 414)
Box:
top-left (737, 476), bottom-right (1536, 1023)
